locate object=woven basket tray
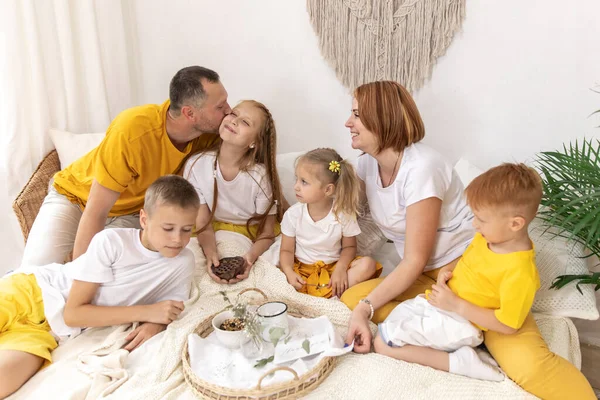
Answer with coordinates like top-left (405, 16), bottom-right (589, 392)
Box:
top-left (182, 289), bottom-right (336, 399)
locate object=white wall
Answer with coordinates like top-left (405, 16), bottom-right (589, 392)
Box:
top-left (131, 0), bottom-right (600, 168)
top-left (3, 0), bottom-right (599, 270)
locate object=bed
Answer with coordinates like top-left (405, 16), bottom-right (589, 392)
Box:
top-left (8, 134), bottom-right (598, 399)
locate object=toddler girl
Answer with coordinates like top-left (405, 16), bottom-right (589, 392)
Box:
top-left (279, 148), bottom-right (381, 298)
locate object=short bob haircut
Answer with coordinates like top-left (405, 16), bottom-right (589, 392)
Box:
top-left (354, 80), bottom-right (425, 154)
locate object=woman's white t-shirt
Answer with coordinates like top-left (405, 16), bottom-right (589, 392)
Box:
top-left (357, 142), bottom-right (474, 270)
top-left (183, 152), bottom-right (275, 225)
top-left (281, 202), bottom-right (361, 264)
top-left (16, 228), bottom-right (195, 338)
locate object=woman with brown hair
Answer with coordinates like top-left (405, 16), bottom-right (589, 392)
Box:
top-left (340, 81), bottom-right (595, 399)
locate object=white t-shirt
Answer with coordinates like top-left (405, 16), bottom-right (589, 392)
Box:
top-left (183, 152), bottom-right (275, 225)
top-left (357, 143), bottom-right (474, 270)
top-left (280, 202), bottom-right (361, 264)
top-left (17, 228), bottom-right (195, 337)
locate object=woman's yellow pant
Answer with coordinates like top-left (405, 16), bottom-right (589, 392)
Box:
top-left (340, 271), bottom-right (596, 400)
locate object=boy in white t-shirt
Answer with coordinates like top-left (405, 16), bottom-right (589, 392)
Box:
top-left (0, 175), bottom-right (199, 398)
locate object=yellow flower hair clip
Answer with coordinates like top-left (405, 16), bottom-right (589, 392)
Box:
top-left (328, 160), bottom-right (341, 174)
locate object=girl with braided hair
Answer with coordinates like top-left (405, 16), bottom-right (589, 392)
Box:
top-left (184, 100), bottom-right (284, 283)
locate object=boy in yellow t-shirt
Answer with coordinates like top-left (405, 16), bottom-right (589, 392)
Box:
top-left (21, 66), bottom-right (230, 268)
top-left (374, 163), bottom-right (542, 382)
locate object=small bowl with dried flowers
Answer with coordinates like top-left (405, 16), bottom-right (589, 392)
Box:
top-left (212, 310), bottom-right (251, 349)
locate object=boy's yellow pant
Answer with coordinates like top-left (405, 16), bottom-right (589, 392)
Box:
top-left (341, 271), bottom-right (596, 400)
top-left (0, 273), bottom-right (57, 366)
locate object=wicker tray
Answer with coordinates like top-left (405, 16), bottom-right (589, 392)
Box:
top-left (182, 289), bottom-right (337, 399)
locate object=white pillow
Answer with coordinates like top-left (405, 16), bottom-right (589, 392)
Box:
top-left (355, 205), bottom-right (388, 256)
top-left (529, 218), bottom-right (599, 320)
top-left (275, 151), bottom-right (304, 206)
top-left (454, 157), bottom-right (483, 186)
top-left (49, 128), bottom-right (105, 169)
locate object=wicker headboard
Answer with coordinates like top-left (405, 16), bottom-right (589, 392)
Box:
top-left (12, 150), bottom-right (61, 243)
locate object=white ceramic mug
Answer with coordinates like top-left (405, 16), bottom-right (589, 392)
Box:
top-left (257, 301), bottom-right (289, 343)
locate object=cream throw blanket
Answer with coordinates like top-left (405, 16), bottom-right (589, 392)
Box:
top-left (10, 239), bottom-right (582, 400)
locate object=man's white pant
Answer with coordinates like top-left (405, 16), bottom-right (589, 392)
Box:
top-left (20, 186), bottom-right (140, 267)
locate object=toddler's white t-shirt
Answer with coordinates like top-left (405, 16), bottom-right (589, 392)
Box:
top-left (17, 228), bottom-right (195, 337)
top-left (357, 143), bottom-right (474, 270)
top-left (183, 152), bottom-right (275, 225)
top-left (281, 202), bottom-right (361, 264)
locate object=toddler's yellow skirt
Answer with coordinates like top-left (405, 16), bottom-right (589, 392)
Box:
top-left (294, 257), bottom-right (382, 299)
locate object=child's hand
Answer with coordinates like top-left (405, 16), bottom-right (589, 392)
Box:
top-left (437, 270), bottom-right (452, 285)
top-left (208, 253), bottom-right (220, 270)
top-left (230, 253), bottom-right (255, 283)
top-left (428, 279), bottom-right (461, 313)
top-left (329, 267), bottom-right (349, 297)
top-left (207, 267), bottom-right (230, 284)
top-left (206, 253), bottom-right (231, 284)
top-left (144, 300), bottom-right (185, 324)
top-left (284, 270), bottom-right (306, 290)
top-left (123, 322), bottom-right (166, 351)
top-left (207, 258), bottom-right (231, 284)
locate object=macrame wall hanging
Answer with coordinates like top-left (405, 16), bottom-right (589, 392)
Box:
top-left (307, 0), bottom-right (466, 92)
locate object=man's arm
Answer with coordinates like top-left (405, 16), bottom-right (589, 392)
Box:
top-left (72, 180), bottom-right (120, 259)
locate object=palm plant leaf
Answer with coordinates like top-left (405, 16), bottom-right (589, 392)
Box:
top-left (535, 138), bottom-right (600, 292)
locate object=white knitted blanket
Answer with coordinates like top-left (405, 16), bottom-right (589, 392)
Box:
top-left (11, 239), bottom-right (582, 400)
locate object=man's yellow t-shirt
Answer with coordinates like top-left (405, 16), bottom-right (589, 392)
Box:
top-left (53, 100), bottom-right (217, 216)
top-left (447, 233), bottom-right (540, 330)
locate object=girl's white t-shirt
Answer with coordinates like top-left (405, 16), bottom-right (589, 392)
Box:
top-left (357, 143), bottom-right (474, 270)
top-left (16, 228), bottom-right (195, 338)
top-left (281, 202), bottom-right (361, 264)
top-left (183, 152), bottom-right (275, 225)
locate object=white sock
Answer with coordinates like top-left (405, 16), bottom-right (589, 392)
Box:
top-left (475, 348), bottom-right (500, 368)
top-left (448, 346), bottom-right (504, 382)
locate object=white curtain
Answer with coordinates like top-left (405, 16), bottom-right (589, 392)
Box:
top-left (0, 0), bottom-right (139, 272)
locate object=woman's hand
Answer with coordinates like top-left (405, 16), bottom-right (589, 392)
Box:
top-left (345, 303), bottom-right (373, 353)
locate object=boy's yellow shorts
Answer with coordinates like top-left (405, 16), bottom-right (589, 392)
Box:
top-left (0, 273), bottom-right (57, 366)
